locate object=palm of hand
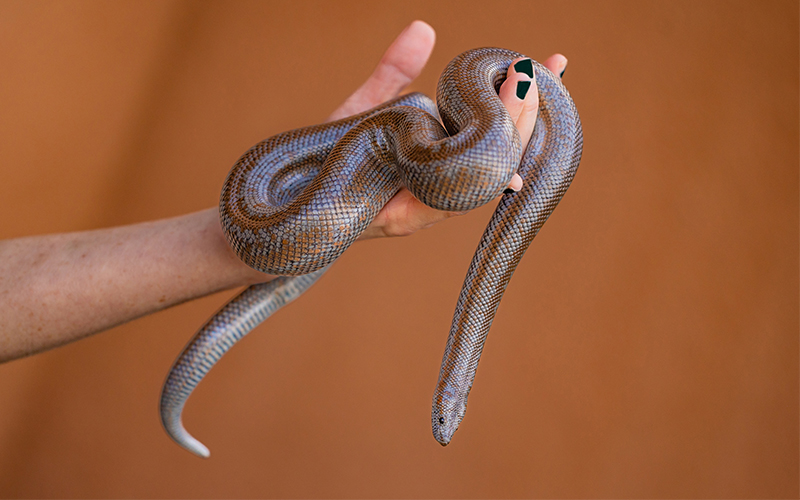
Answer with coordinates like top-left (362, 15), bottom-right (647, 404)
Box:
top-left (326, 21), bottom-right (567, 240)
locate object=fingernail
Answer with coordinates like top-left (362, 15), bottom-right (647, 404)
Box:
top-left (503, 188), bottom-right (516, 194)
top-left (513, 58), bottom-right (533, 78)
top-left (560, 67), bottom-right (566, 78)
top-left (516, 80), bottom-right (531, 100)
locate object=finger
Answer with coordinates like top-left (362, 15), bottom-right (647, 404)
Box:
top-left (501, 55), bottom-right (566, 194)
top-left (498, 57), bottom-right (535, 127)
top-left (498, 57), bottom-right (538, 194)
top-left (372, 20), bottom-right (436, 97)
top-left (507, 173), bottom-right (523, 192)
top-left (327, 20), bottom-right (436, 121)
top-left (542, 53), bottom-right (568, 79)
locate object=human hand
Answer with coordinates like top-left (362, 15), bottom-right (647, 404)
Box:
top-left (329, 20), bottom-right (569, 240)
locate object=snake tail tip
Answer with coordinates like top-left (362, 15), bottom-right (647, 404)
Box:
top-left (190, 443), bottom-right (211, 459)
top-left (174, 431), bottom-right (211, 458)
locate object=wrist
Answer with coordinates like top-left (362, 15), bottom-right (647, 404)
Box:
top-left (196, 208), bottom-right (277, 287)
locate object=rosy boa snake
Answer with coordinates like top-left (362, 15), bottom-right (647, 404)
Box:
top-left (160, 47), bottom-right (582, 457)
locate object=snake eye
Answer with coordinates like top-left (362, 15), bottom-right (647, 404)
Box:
top-left (438, 417), bottom-right (445, 424)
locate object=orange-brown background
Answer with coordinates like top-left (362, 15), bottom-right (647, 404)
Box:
top-left (0, 0), bottom-right (796, 498)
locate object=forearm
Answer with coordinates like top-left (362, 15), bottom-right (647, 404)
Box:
top-left (0, 208), bottom-right (273, 362)
top-left (0, 197), bottom-right (440, 363)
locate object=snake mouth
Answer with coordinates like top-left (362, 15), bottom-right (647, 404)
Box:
top-left (432, 420), bottom-right (456, 446)
top-left (431, 398), bottom-right (465, 446)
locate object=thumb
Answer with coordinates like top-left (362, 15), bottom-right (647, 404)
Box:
top-left (327, 20), bottom-right (436, 121)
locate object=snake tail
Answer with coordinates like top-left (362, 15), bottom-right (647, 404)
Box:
top-left (160, 269), bottom-right (327, 458)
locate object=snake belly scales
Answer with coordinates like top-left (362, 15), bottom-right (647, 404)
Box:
top-left (160, 47), bottom-right (582, 458)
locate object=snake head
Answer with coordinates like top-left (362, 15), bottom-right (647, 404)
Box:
top-left (431, 383), bottom-right (468, 446)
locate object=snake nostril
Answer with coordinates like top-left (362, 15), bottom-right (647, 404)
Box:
top-left (438, 417), bottom-right (445, 425)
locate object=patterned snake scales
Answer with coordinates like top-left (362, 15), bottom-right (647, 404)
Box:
top-left (160, 48), bottom-right (582, 458)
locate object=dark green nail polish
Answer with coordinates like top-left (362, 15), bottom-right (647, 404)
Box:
top-left (516, 80), bottom-right (531, 100)
top-left (504, 188), bottom-right (516, 194)
top-left (560, 67), bottom-right (566, 78)
top-left (514, 58), bottom-right (533, 78)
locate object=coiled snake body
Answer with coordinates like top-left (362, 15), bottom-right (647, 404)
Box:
top-left (160, 48), bottom-right (582, 458)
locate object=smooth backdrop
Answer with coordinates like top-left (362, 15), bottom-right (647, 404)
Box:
top-left (0, 1), bottom-right (797, 498)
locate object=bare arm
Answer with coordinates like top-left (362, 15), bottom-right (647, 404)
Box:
top-left (0, 209), bottom-right (266, 361)
top-left (0, 20), bottom-right (567, 363)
